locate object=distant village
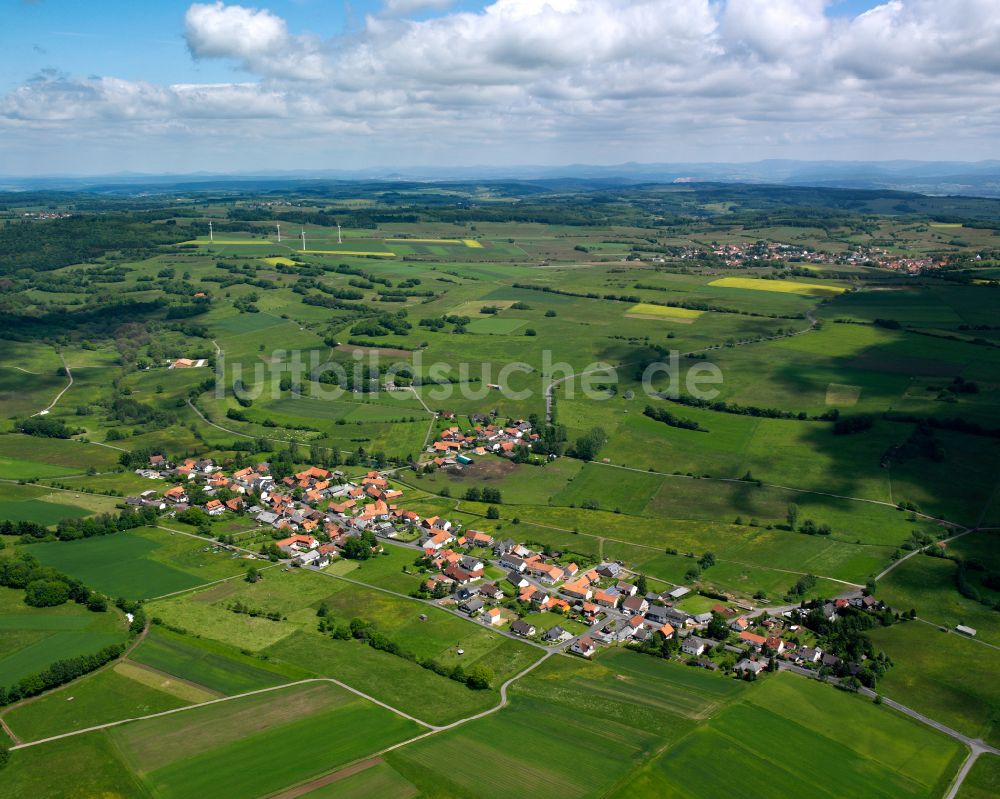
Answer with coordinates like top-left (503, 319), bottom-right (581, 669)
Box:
top-left (675, 240), bottom-right (947, 274)
top-left (126, 416), bottom-right (893, 681)
top-left (428, 415), bottom-right (537, 468)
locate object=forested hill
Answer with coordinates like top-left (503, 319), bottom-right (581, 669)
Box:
top-left (0, 214), bottom-right (190, 276)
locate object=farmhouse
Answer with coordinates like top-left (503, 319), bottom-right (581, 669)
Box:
top-left (561, 578), bottom-right (593, 601)
top-left (622, 595), bottom-right (649, 615)
top-left (483, 607), bottom-right (503, 626)
top-left (480, 582), bottom-right (504, 600)
top-left (735, 658), bottom-right (767, 675)
top-left (571, 636), bottom-right (597, 658)
top-left (682, 636), bottom-right (713, 656)
top-left (276, 534), bottom-right (319, 554)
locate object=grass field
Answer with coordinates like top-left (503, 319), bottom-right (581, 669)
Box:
top-left (708, 276), bottom-right (847, 297)
top-left (2, 663), bottom-right (192, 742)
top-left (875, 550), bottom-right (1000, 646)
top-left (129, 626), bottom-right (301, 695)
top-left (868, 620), bottom-right (1000, 747)
top-left (621, 673), bottom-right (964, 799)
top-left (0, 479), bottom-right (111, 525)
top-left (1, 682), bottom-right (424, 799)
top-left (386, 650), bottom-right (733, 799)
top-left (1, 731), bottom-right (153, 798)
top-left (957, 755), bottom-right (1000, 799)
top-left (28, 526), bottom-right (250, 600)
top-left (0, 435), bottom-right (121, 482)
top-left (0, 587), bottom-right (128, 687)
top-left (466, 317), bottom-right (526, 334)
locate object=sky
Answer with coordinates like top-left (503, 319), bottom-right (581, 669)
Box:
top-left (1, 0), bottom-right (997, 175)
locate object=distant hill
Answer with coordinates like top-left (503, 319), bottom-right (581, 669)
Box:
top-left (3, 160), bottom-right (1000, 197)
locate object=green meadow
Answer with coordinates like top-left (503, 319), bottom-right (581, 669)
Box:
top-left (0, 587), bottom-right (128, 687)
top-left (27, 526), bottom-right (250, 600)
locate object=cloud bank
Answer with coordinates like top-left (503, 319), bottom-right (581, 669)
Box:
top-left (3, 0), bottom-right (1000, 172)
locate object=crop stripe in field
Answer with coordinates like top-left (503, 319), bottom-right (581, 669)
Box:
top-left (8, 678), bottom-right (437, 751)
top-left (145, 559), bottom-right (283, 601)
top-left (591, 460), bottom-right (963, 530)
top-left (261, 650), bottom-right (552, 799)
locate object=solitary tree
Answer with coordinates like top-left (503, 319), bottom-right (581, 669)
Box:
top-left (787, 503), bottom-right (800, 530)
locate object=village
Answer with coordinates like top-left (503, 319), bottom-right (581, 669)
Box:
top-left (125, 416), bottom-right (892, 684)
top-left (675, 240), bottom-right (947, 274)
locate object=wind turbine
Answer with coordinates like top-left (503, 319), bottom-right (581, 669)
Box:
top-left (300, 229), bottom-right (306, 252)
top-left (208, 220), bottom-right (213, 242)
top-left (276, 223), bottom-right (281, 243)
top-left (337, 224), bottom-right (342, 245)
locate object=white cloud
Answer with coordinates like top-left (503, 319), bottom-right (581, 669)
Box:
top-left (4, 0), bottom-right (1000, 171)
top-left (723, 0), bottom-right (829, 62)
top-left (184, 1), bottom-right (329, 80)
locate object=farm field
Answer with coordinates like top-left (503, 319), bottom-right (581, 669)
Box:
top-left (0, 683), bottom-right (425, 799)
top-left (296, 760), bottom-right (421, 798)
top-left (129, 626), bottom-right (304, 695)
top-left (1, 662), bottom-right (194, 743)
top-left (624, 303), bottom-right (704, 322)
top-left (621, 673), bottom-right (964, 799)
top-left (385, 650), bottom-right (736, 799)
top-left (867, 621), bottom-right (1000, 748)
top-left (26, 526), bottom-right (251, 600)
top-left (108, 682), bottom-right (424, 799)
top-left (143, 567), bottom-right (540, 725)
top-left (956, 755), bottom-right (1000, 799)
top-left (0, 587), bottom-right (128, 687)
top-left (0, 180), bottom-right (998, 799)
top-left (707, 276), bottom-right (847, 297)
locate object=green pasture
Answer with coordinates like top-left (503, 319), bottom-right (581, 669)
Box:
top-left (0, 587), bottom-right (128, 687)
top-left (623, 673), bottom-right (963, 799)
top-left (2, 664), bottom-right (191, 743)
top-left (868, 620), bottom-right (1000, 748)
top-left (130, 626), bottom-right (300, 695)
top-left (875, 548), bottom-right (1000, 646)
top-left (28, 526), bottom-right (249, 600)
top-left (957, 755), bottom-right (1000, 799)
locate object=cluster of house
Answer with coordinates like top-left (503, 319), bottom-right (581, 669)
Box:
top-left (679, 596), bottom-right (885, 675)
top-left (130, 456), bottom-right (435, 567)
top-left (676, 240), bottom-right (945, 274)
top-left (128, 453), bottom-right (889, 678)
top-left (428, 417), bottom-right (537, 468)
top-left (422, 527), bottom-right (893, 672)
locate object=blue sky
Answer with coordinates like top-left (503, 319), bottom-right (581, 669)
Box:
top-left (0, 0), bottom-right (995, 175)
top-left (3, 0), bottom-right (492, 88)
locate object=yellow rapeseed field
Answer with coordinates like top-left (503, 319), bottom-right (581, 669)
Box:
top-left (708, 277), bottom-right (846, 297)
top-left (625, 303), bottom-right (704, 322)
